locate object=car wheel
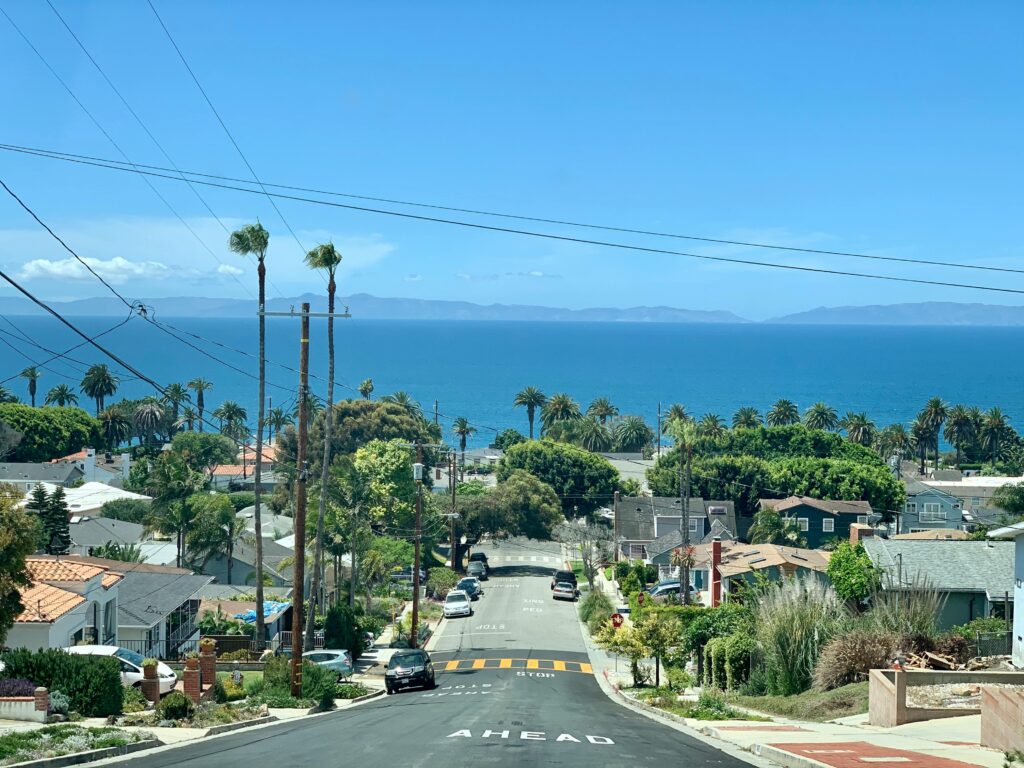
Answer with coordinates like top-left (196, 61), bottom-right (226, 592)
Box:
top-left (385, 685), bottom-right (393, 695)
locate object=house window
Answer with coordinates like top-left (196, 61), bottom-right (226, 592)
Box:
top-left (822, 519), bottom-right (834, 533)
top-left (857, 515), bottom-right (869, 525)
top-left (628, 544), bottom-right (647, 560)
top-left (797, 518), bottom-right (809, 532)
top-left (921, 503), bottom-right (946, 523)
top-left (905, 502), bottom-right (917, 514)
top-left (688, 519), bottom-right (699, 535)
top-left (970, 496), bottom-right (980, 508)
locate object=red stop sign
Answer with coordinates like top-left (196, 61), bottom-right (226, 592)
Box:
top-left (611, 613), bottom-right (624, 628)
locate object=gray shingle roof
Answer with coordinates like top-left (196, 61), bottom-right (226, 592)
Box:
top-left (69, 517), bottom-right (145, 549)
top-left (615, 496), bottom-right (736, 542)
top-left (862, 539), bottom-right (1014, 598)
top-left (118, 571), bottom-right (213, 627)
top-left (0, 463), bottom-right (82, 484)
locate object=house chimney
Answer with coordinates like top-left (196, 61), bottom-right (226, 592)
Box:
top-left (850, 522), bottom-right (875, 545)
top-left (121, 452), bottom-right (131, 481)
top-left (83, 449), bottom-right (96, 482)
top-left (711, 536), bottom-right (722, 607)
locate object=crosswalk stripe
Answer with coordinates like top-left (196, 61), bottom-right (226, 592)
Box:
top-left (472, 658), bottom-right (487, 669)
top-left (518, 555), bottom-right (525, 561)
top-left (444, 660), bottom-right (459, 671)
top-left (526, 659), bottom-right (539, 669)
top-left (552, 660), bottom-right (566, 671)
top-left (499, 658), bottom-right (512, 669)
top-left (530, 556), bottom-right (538, 562)
top-left (435, 658), bottom-right (593, 674)
top-left (580, 663), bottom-right (593, 674)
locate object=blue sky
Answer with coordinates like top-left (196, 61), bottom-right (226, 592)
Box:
top-left (0, 0), bottom-right (1021, 319)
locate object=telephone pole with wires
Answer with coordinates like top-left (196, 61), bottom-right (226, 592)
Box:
top-left (290, 303), bottom-right (310, 696)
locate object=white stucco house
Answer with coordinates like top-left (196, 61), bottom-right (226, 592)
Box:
top-left (989, 521), bottom-right (1024, 668)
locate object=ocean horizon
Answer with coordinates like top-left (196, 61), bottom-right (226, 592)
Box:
top-left (3, 317), bottom-right (1021, 449)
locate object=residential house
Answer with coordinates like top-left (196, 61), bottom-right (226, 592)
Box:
top-left (238, 443), bottom-right (277, 474)
top-left (599, 453), bottom-right (654, 494)
top-left (988, 521), bottom-right (1024, 668)
top-left (210, 464), bottom-right (281, 492)
top-left (117, 569), bottom-right (212, 659)
top-left (891, 529), bottom-right (968, 541)
top-left (918, 475), bottom-right (1024, 529)
top-left (715, 543), bottom-right (832, 596)
top-left (6, 558), bottom-right (122, 651)
top-left (612, 494), bottom-right (737, 561)
top-left (861, 539), bottom-right (1014, 630)
top-left (68, 516), bottom-right (147, 557)
top-left (197, 598), bottom-right (292, 647)
top-left (51, 449), bottom-right (132, 489)
top-left (0, 462), bottom-right (83, 493)
top-left (759, 496), bottom-right (874, 549)
top-left (140, 538), bottom-right (292, 587)
top-left (901, 479), bottom-right (964, 534)
top-left (647, 535), bottom-right (734, 589)
top-left (237, 506), bottom-right (294, 541)
top-left (27, 481), bottom-right (151, 518)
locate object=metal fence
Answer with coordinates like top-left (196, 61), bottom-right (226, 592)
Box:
top-left (974, 630), bottom-right (1012, 657)
top-left (118, 637), bottom-right (198, 660)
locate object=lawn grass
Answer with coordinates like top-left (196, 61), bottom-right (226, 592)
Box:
top-left (570, 560), bottom-right (585, 580)
top-left (218, 670), bottom-right (263, 685)
top-left (603, 566), bottom-right (614, 581)
top-left (728, 682), bottom-right (869, 722)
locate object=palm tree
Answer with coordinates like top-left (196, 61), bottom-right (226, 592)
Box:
top-left (576, 419), bottom-right (613, 452)
top-left (732, 406), bottom-right (761, 429)
top-left (665, 417), bottom-right (698, 604)
top-left (358, 378), bottom-right (374, 400)
top-left (20, 367), bottom-right (40, 407)
top-left (587, 397), bottom-right (618, 425)
top-left (513, 386), bottom-right (546, 439)
top-left (920, 397), bottom-right (948, 470)
top-left (541, 393), bottom-right (582, 434)
top-left (696, 413), bottom-right (726, 439)
top-left (175, 406), bottom-right (199, 432)
top-left (80, 364), bottom-right (119, 415)
top-left (981, 407), bottom-right (1011, 463)
top-left (382, 391), bottom-right (422, 418)
top-left (876, 423), bottom-right (912, 462)
top-left (212, 401), bottom-right (247, 433)
top-left (304, 241), bottom-right (343, 647)
top-left (162, 383), bottom-right (188, 431)
top-left (766, 399), bottom-right (800, 426)
top-left (840, 411), bottom-right (876, 446)
top-left (98, 406), bottom-right (131, 450)
top-left (44, 384), bottom-right (78, 407)
top-left (187, 378), bottom-right (213, 432)
top-left (0, 385), bottom-right (17, 403)
top-left (266, 407), bottom-right (290, 444)
top-left (748, 507), bottom-right (807, 547)
top-left (134, 401), bottom-right (165, 446)
top-left (613, 416), bottom-right (654, 453)
top-left (452, 417), bottom-right (477, 481)
top-left (911, 414), bottom-right (931, 475)
top-left (943, 405), bottom-right (975, 468)
top-left (803, 401), bottom-right (839, 431)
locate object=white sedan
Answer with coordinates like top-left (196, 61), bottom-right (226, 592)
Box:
top-left (443, 590), bottom-right (473, 618)
top-left (552, 581), bottom-right (578, 601)
top-left (65, 645), bottom-right (178, 695)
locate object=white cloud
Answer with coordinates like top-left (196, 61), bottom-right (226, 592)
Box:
top-left (217, 264), bottom-right (244, 276)
top-left (19, 256), bottom-right (172, 284)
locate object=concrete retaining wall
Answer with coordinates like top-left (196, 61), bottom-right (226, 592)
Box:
top-left (869, 669), bottom-right (1024, 727)
top-left (0, 696), bottom-right (46, 723)
top-left (980, 686), bottom-right (1024, 752)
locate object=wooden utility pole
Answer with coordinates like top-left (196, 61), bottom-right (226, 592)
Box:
top-left (410, 443), bottom-right (424, 648)
top-left (449, 451), bottom-right (457, 570)
top-left (679, 442), bottom-right (692, 605)
top-left (290, 303), bottom-right (310, 696)
top-left (657, 402), bottom-right (662, 458)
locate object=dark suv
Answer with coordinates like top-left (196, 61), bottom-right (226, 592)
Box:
top-left (469, 551), bottom-right (488, 566)
top-left (551, 569), bottom-right (578, 590)
top-left (385, 649), bottom-right (435, 694)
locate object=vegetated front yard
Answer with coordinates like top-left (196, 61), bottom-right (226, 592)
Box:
top-left (632, 688), bottom-right (769, 721)
top-left (728, 681), bottom-right (869, 722)
top-left (570, 560), bottom-right (585, 580)
top-left (0, 724), bottom-right (153, 766)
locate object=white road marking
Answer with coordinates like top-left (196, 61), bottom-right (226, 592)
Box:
top-left (445, 731), bottom-right (614, 745)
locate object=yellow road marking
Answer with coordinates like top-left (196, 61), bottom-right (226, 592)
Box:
top-left (444, 660), bottom-right (459, 671)
top-left (499, 658), bottom-right (512, 669)
top-left (580, 663), bottom-right (593, 674)
top-left (435, 658), bottom-right (594, 674)
top-left (552, 660), bottom-right (566, 671)
top-left (472, 658), bottom-right (487, 669)
top-left (526, 659), bottom-right (539, 669)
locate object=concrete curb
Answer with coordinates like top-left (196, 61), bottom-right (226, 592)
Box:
top-left (753, 744), bottom-right (835, 768)
top-left (345, 689), bottom-right (385, 705)
top-left (11, 739), bottom-right (161, 768)
top-left (204, 715), bottom-right (276, 736)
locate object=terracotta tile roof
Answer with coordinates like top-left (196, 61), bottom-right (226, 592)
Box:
top-left (16, 583), bottom-right (85, 622)
top-left (101, 572), bottom-right (124, 589)
top-left (26, 558), bottom-right (108, 582)
top-left (212, 464), bottom-right (248, 476)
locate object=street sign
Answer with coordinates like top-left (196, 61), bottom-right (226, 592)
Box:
top-left (611, 613), bottom-right (624, 628)
top-left (637, 592), bottom-right (645, 605)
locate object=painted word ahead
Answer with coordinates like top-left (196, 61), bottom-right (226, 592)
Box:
top-left (447, 730), bottom-right (614, 745)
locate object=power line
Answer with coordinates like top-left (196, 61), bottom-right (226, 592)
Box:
top-left (1, 141), bottom-right (1020, 278)
top-left (5, 143), bottom-right (1024, 297)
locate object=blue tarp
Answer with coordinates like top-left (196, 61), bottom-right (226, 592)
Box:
top-left (234, 601), bottom-right (289, 623)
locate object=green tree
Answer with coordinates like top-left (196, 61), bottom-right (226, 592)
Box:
top-left (0, 403), bottom-right (100, 462)
top-left (803, 402), bottom-right (838, 431)
top-left (145, 452), bottom-right (207, 567)
top-left (826, 541), bottom-right (880, 603)
top-left (161, 383), bottom-right (188, 431)
top-left (0, 486), bottom-right (41, 645)
top-left (187, 493), bottom-right (250, 582)
top-left (981, 407), bottom-right (1011, 463)
top-left (767, 399), bottom-right (800, 426)
top-left (943, 404), bottom-right (975, 469)
top-left (992, 482), bottom-right (1024, 517)
top-left (25, 483), bottom-right (49, 540)
top-left (187, 378), bottom-right (213, 432)
top-left (498, 440), bottom-right (618, 518)
top-left (732, 406), bottom-right (761, 429)
top-left (840, 411), bottom-right (876, 446)
top-left (613, 416), bottom-right (654, 453)
top-left (99, 498), bottom-right (150, 524)
top-left (587, 397), bottom-right (618, 425)
top-left (381, 391), bottom-right (422, 418)
top-left (44, 486), bottom-right (71, 555)
top-left (19, 367), bottom-right (41, 408)
top-left (875, 422), bottom-right (912, 463)
top-left (921, 396), bottom-right (948, 468)
top-left (463, 470), bottom-right (564, 540)
top-left (133, 400), bottom-right (165, 447)
top-left (747, 507), bottom-right (806, 547)
top-left (697, 413), bottom-right (726, 440)
top-left (265, 407), bottom-right (290, 444)
top-left (575, 419), bottom-right (613, 452)
top-left (175, 406), bottom-right (199, 432)
top-left (911, 414), bottom-right (931, 474)
top-left (634, 611), bottom-right (681, 687)
top-left (513, 386), bottom-right (546, 439)
top-left (80, 364), bottom-right (119, 416)
top-left (493, 428), bottom-right (526, 450)
top-left (452, 417), bottom-right (477, 481)
top-left (170, 431), bottom-right (237, 479)
top-left (43, 384), bottom-right (78, 407)
top-left (358, 378), bottom-right (374, 400)
top-left (595, 622), bottom-right (649, 686)
top-left (90, 541), bottom-right (144, 562)
top-left (353, 439), bottom-right (418, 531)
top-left (98, 406), bottom-right (130, 450)
top-left (541, 393), bottom-right (582, 434)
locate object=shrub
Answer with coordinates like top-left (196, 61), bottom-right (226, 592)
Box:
top-left (950, 616), bottom-right (1009, 640)
top-left (426, 567), bottom-right (459, 599)
top-left (0, 649), bottom-right (122, 717)
top-left (681, 603), bottom-right (752, 656)
top-left (865, 576), bottom-right (946, 639)
top-left (219, 649), bottom-right (254, 662)
top-left (212, 679), bottom-right (228, 704)
top-left (121, 686), bottom-right (147, 713)
top-left (614, 561), bottom-right (631, 580)
top-left (157, 691), bottom-right (195, 721)
top-left (222, 681), bottom-right (247, 701)
top-left (244, 677), bottom-right (266, 698)
top-left (0, 679), bottom-right (36, 697)
top-left (813, 630), bottom-right (896, 691)
top-left (334, 683), bottom-right (369, 699)
top-left (263, 656), bottom-right (291, 689)
top-left (323, 604), bottom-right (365, 659)
top-left (934, 632), bottom-right (972, 663)
top-left (227, 491), bottom-right (256, 511)
top-left (692, 689), bottom-right (732, 718)
top-left (666, 665), bottom-right (694, 691)
top-left (620, 572), bottom-right (641, 596)
top-left (704, 637), bottom-right (728, 688)
top-left (301, 662), bottom-right (336, 710)
top-left (47, 690), bottom-right (69, 716)
top-left (579, 589), bottom-right (613, 623)
top-left (723, 634), bottom-right (757, 691)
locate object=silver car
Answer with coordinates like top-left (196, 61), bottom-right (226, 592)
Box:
top-left (302, 649), bottom-right (353, 679)
top-left (443, 590), bottom-right (473, 618)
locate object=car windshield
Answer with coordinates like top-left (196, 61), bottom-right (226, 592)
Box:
top-left (389, 652), bottom-right (424, 669)
top-left (446, 593), bottom-right (467, 603)
top-left (113, 648), bottom-right (145, 666)
top-left (457, 580), bottom-right (474, 588)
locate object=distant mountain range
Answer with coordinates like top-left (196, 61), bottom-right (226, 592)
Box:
top-left (1, 294), bottom-right (1023, 325)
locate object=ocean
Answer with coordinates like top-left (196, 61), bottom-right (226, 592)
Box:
top-left (4, 317), bottom-right (1023, 448)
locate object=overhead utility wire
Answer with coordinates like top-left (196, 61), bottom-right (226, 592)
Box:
top-left (1, 141), bottom-right (1020, 278)
top-left (0, 6), bottom-right (244, 297)
top-left (5, 145), bottom-right (1024, 297)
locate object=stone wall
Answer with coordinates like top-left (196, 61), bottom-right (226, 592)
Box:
top-left (980, 686), bottom-right (1024, 752)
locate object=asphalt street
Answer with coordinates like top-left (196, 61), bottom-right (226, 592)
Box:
top-left (108, 538), bottom-right (753, 768)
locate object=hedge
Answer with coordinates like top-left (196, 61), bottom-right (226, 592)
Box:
top-left (0, 649), bottom-right (122, 716)
top-left (723, 634), bottom-right (757, 691)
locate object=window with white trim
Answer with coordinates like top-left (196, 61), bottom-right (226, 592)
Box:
top-left (689, 519), bottom-right (700, 534)
top-left (905, 501), bottom-right (917, 514)
top-left (857, 515), bottom-right (869, 525)
top-left (798, 518), bottom-right (809, 532)
top-left (822, 518), bottom-right (834, 533)
top-left (920, 503), bottom-right (946, 523)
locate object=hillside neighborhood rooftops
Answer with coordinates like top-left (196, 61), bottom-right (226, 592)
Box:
top-left (16, 583), bottom-right (86, 623)
top-left (16, 557), bottom-right (124, 624)
top-left (862, 538), bottom-right (1014, 598)
top-left (118, 572), bottom-right (213, 628)
top-left (892, 528), bottom-right (968, 540)
top-left (0, 462), bottom-right (82, 485)
top-left (716, 543), bottom-right (831, 578)
top-left (760, 496), bottom-right (873, 516)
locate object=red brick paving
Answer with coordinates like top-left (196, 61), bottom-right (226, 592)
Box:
top-left (766, 741), bottom-right (984, 768)
top-left (717, 725), bottom-right (809, 732)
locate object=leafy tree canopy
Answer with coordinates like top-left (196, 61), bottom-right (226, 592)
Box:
top-left (0, 484), bottom-right (40, 645)
top-left (457, 470), bottom-right (564, 541)
top-left (992, 482), bottom-right (1024, 517)
top-left (0, 404), bottom-right (100, 462)
top-left (170, 431), bottom-right (237, 477)
top-left (497, 439), bottom-right (618, 517)
top-left (826, 541), bottom-right (880, 603)
top-left (493, 428), bottom-right (527, 451)
top-left (98, 498), bottom-right (150, 524)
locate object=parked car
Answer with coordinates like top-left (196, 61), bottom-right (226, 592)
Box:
top-left (550, 569), bottom-right (577, 590)
top-left (552, 581), bottom-right (578, 601)
top-left (466, 561), bottom-right (488, 581)
top-left (456, 577), bottom-right (483, 600)
top-left (649, 582), bottom-right (698, 603)
top-left (443, 590), bottom-right (473, 618)
top-left (64, 645), bottom-right (177, 695)
top-left (385, 648), bottom-right (435, 694)
top-left (468, 551), bottom-right (488, 566)
top-left (302, 649), bottom-right (353, 679)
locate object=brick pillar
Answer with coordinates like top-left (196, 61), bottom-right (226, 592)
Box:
top-left (34, 687), bottom-right (48, 713)
top-left (710, 537), bottom-right (722, 607)
top-left (184, 665), bottom-right (201, 705)
top-left (199, 644), bottom-right (216, 688)
top-left (141, 664), bottom-right (160, 704)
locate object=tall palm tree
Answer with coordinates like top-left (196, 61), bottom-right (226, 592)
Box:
top-left (358, 378), bottom-right (374, 400)
top-left (80, 364), bottom-right (119, 415)
top-left (212, 401), bottom-right (247, 433)
top-left (513, 386), bottom-right (546, 439)
top-left (665, 417), bottom-right (698, 604)
top-left (541, 393), bottom-right (582, 434)
top-left (732, 406), bottom-right (761, 429)
top-left (943, 405), bottom-right (975, 468)
top-left (910, 414), bottom-right (931, 475)
top-left (382, 391), bottom-right (422, 418)
top-left (44, 384), bottom-right (78, 407)
top-left (266, 407), bottom-right (290, 444)
top-left (175, 406), bottom-right (199, 432)
top-left (0, 385), bottom-right (17, 403)
top-left (576, 419), bottom-right (613, 452)
top-left (613, 416), bottom-right (654, 452)
top-left (920, 397), bottom-right (948, 470)
top-left (748, 507), bottom-right (807, 547)
top-left (803, 401), bottom-right (839, 431)
top-left (840, 411), bottom-right (876, 446)
top-left (162, 383), bottom-right (188, 431)
top-left (98, 406), bottom-right (131, 450)
top-left (586, 397), bottom-right (618, 425)
top-left (696, 413), bottom-right (726, 439)
top-left (20, 367), bottom-right (40, 407)
top-left (766, 399), bottom-right (800, 426)
top-left (187, 378), bottom-right (213, 432)
top-left (134, 401), bottom-right (165, 446)
top-left (303, 241), bottom-right (343, 648)
top-left (876, 423), bottom-right (912, 462)
top-left (452, 417), bottom-right (477, 481)
top-left (980, 407), bottom-right (1010, 463)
